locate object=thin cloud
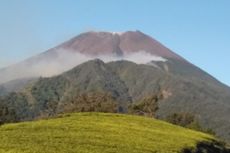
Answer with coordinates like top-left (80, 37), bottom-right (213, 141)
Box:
top-left (0, 50), bottom-right (167, 84)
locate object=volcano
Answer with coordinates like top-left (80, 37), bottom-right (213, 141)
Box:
top-left (0, 30), bottom-right (230, 142)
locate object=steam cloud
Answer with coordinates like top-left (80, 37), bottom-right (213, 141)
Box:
top-left (0, 50), bottom-right (167, 84)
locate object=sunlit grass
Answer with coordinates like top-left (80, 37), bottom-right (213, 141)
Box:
top-left (0, 112), bottom-right (214, 153)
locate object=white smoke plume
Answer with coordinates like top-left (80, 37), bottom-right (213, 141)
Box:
top-left (0, 50), bottom-right (167, 84)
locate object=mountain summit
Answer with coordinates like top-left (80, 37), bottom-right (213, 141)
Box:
top-left (56, 30), bottom-right (184, 60)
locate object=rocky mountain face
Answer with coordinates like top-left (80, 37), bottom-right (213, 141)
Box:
top-left (0, 31), bottom-right (230, 142)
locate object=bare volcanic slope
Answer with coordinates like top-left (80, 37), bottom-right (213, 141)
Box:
top-left (59, 31), bottom-right (184, 59)
top-left (0, 31), bottom-right (185, 84)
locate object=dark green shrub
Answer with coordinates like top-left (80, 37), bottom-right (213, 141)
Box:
top-left (63, 92), bottom-right (118, 113)
top-left (166, 112), bottom-right (195, 127)
top-left (128, 95), bottom-right (159, 117)
top-left (166, 112), bottom-right (216, 135)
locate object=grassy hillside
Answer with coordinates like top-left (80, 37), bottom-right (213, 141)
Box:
top-left (0, 112), bottom-right (219, 153)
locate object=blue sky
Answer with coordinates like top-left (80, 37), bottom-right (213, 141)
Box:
top-left (0, 0), bottom-right (230, 86)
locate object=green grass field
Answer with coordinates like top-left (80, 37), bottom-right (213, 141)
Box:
top-left (0, 113), bottom-right (214, 153)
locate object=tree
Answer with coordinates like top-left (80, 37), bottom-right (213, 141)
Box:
top-left (166, 112), bottom-right (195, 127)
top-left (0, 101), bottom-right (17, 124)
top-left (129, 95), bottom-right (159, 117)
top-left (63, 92), bottom-right (118, 113)
top-left (165, 112), bottom-right (215, 135)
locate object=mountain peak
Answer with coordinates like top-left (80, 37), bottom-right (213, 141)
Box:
top-left (83, 30), bottom-right (141, 35)
top-left (57, 30), bottom-right (185, 61)
top-left (86, 31), bottom-right (124, 35)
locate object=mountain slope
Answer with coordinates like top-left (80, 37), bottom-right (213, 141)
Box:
top-left (1, 59), bottom-right (230, 142)
top-left (0, 112), bottom-right (227, 153)
top-left (0, 78), bottom-right (36, 96)
top-left (0, 30), bottom-right (230, 142)
top-left (0, 30), bottom-right (185, 84)
top-left (107, 60), bottom-right (230, 141)
top-left (60, 31), bottom-right (184, 59)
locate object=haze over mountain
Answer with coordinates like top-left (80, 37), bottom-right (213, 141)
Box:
top-left (0, 30), bottom-right (230, 142)
top-left (0, 31), bottom-right (185, 85)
